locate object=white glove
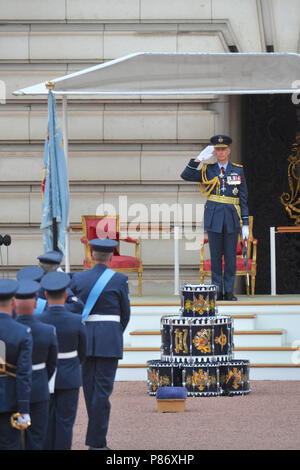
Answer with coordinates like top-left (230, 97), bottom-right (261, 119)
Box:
top-left (242, 225), bottom-right (249, 240)
top-left (195, 145), bottom-right (215, 162)
top-left (17, 413), bottom-right (31, 428)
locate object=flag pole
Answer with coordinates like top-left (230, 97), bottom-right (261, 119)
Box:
top-left (62, 95), bottom-right (70, 273)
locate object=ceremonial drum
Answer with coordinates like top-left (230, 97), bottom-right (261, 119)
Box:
top-left (181, 362), bottom-right (221, 396)
top-left (219, 360), bottom-right (251, 395)
top-left (161, 315), bottom-right (233, 362)
top-left (147, 360), bottom-right (182, 396)
top-left (180, 284), bottom-right (218, 317)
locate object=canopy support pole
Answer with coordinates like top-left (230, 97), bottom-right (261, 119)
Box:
top-left (174, 225), bottom-right (180, 295)
top-left (270, 226), bottom-right (276, 295)
top-left (62, 95), bottom-right (70, 273)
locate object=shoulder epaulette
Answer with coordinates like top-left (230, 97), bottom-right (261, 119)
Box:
top-left (232, 162), bottom-right (243, 168)
top-left (203, 163), bottom-right (216, 169)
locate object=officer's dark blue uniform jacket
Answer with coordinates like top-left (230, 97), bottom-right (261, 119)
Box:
top-left (0, 312), bottom-right (32, 414)
top-left (181, 160), bottom-right (249, 233)
top-left (70, 264), bottom-right (131, 359)
top-left (16, 315), bottom-right (58, 402)
top-left (39, 306), bottom-right (87, 389)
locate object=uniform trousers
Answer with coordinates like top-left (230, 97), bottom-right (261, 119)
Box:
top-left (25, 400), bottom-right (49, 450)
top-left (44, 388), bottom-right (79, 450)
top-left (0, 413), bottom-right (21, 450)
top-left (207, 228), bottom-right (239, 294)
top-left (82, 357), bottom-right (118, 449)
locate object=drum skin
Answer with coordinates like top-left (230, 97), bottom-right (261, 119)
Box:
top-left (181, 362), bottom-right (221, 396)
top-left (161, 315), bottom-right (233, 362)
top-left (219, 360), bottom-right (251, 395)
top-left (147, 360), bottom-right (182, 396)
top-left (147, 360), bottom-right (251, 397)
top-left (181, 284), bottom-right (218, 317)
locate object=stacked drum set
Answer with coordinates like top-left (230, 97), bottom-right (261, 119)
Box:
top-left (147, 284), bottom-right (251, 397)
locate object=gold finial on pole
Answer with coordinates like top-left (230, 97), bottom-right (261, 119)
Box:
top-left (45, 80), bottom-right (55, 91)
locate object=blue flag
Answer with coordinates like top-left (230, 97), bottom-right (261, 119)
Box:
top-left (40, 91), bottom-right (69, 255)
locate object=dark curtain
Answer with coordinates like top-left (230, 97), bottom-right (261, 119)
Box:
top-left (242, 94), bottom-right (299, 294)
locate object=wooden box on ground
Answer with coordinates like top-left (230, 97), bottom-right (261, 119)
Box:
top-left (157, 398), bottom-right (185, 413)
top-left (156, 386), bottom-right (187, 413)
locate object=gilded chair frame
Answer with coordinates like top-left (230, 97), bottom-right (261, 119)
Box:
top-left (81, 214), bottom-right (143, 296)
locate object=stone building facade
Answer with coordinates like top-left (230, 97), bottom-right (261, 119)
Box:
top-left (0, 0), bottom-right (299, 294)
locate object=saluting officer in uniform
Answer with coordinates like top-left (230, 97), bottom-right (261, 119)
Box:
top-left (181, 135), bottom-right (249, 300)
top-left (0, 279), bottom-right (32, 450)
top-left (70, 239), bottom-right (131, 450)
top-left (39, 272), bottom-right (87, 450)
top-left (15, 278), bottom-right (58, 450)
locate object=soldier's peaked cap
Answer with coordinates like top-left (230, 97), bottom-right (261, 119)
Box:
top-left (89, 238), bottom-right (118, 253)
top-left (17, 266), bottom-right (44, 282)
top-left (210, 134), bottom-right (232, 148)
top-left (15, 280), bottom-right (40, 299)
top-left (37, 250), bottom-right (63, 265)
top-left (41, 272), bottom-right (71, 293)
top-left (0, 279), bottom-right (19, 301)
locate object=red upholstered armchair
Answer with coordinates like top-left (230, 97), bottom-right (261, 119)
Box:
top-left (81, 215), bottom-right (143, 296)
top-left (199, 216), bottom-right (257, 296)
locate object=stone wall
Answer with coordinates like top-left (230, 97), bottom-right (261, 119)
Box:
top-left (0, 0), bottom-right (299, 294)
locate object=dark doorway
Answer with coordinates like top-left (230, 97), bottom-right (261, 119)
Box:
top-left (242, 94), bottom-right (299, 294)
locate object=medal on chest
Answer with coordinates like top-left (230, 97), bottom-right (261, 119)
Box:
top-left (219, 168), bottom-right (226, 193)
top-left (227, 173), bottom-right (241, 196)
top-left (219, 175), bottom-right (226, 193)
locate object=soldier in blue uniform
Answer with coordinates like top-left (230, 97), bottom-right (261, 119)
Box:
top-left (17, 266), bottom-right (46, 316)
top-left (15, 279), bottom-right (58, 450)
top-left (70, 238), bottom-right (131, 450)
top-left (39, 272), bottom-right (87, 450)
top-left (37, 250), bottom-right (84, 314)
top-left (181, 135), bottom-right (249, 300)
top-left (0, 279), bottom-right (32, 450)
top-left (17, 252), bottom-right (84, 315)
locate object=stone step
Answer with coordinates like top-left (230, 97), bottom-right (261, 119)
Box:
top-left (124, 313), bottom-right (257, 344)
top-left (115, 363), bottom-right (300, 381)
top-left (120, 345), bottom-right (298, 365)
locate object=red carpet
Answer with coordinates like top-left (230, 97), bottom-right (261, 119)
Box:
top-left (72, 381), bottom-right (300, 450)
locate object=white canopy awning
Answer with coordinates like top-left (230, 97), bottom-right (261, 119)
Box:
top-left (13, 52), bottom-right (300, 96)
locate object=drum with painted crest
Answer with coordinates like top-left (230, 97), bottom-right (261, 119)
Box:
top-left (161, 315), bottom-right (233, 362)
top-left (147, 360), bottom-right (182, 396)
top-left (180, 284), bottom-right (218, 317)
top-left (181, 361), bottom-right (221, 396)
top-left (219, 359), bottom-right (251, 395)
